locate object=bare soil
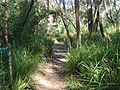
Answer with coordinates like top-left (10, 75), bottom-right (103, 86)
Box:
top-left (31, 41), bottom-right (68, 90)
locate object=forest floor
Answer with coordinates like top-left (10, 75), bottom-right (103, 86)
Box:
top-left (30, 41), bottom-right (68, 90)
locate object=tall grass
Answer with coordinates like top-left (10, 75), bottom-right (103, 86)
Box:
top-left (0, 36), bottom-right (54, 89)
top-left (66, 32), bottom-right (120, 89)
top-left (41, 38), bottom-right (54, 57)
top-left (13, 48), bottom-right (45, 78)
top-left (0, 47), bottom-right (46, 90)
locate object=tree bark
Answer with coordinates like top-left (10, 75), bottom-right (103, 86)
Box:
top-left (47, 0), bottom-right (49, 10)
top-left (17, 0), bottom-right (35, 40)
top-left (93, 0), bottom-right (105, 37)
top-left (2, 0), bottom-right (13, 88)
top-left (87, 0), bottom-right (93, 39)
top-left (62, 17), bottom-right (72, 51)
top-left (94, 6), bottom-right (99, 31)
top-left (61, 0), bottom-right (72, 51)
top-left (75, 0), bottom-right (81, 48)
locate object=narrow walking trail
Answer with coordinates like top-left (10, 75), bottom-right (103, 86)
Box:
top-left (31, 41), bottom-right (68, 90)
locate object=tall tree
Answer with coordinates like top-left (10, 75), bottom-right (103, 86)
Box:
top-left (93, 0), bottom-right (105, 37)
top-left (61, 0), bottom-right (72, 51)
top-left (2, 0), bottom-right (13, 87)
top-left (17, 0), bottom-right (35, 41)
top-left (75, 0), bottom-right (81, 48)
top-left (47, 0), bottom-right (49, 10)
top-left (54, 0), bottom-right (72, 51)
top-left (87, 0), bottom-right (93, 39)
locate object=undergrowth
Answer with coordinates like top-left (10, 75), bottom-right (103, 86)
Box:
top-left (0, 35), bottom-right (54, 89)
top-left (66, 32), bottom-right (120, 90)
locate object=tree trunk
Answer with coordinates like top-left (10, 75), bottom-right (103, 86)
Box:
top-left (62, 0), bottom-right (72, 51)
top-left (94, 6), bottom-right (99, 32)
top-left (99, 21), bottom-right (105, 37)
top-left (2, 0), bottom-right (13, 88)
top-left (62, 17), bottom-right (72, 51)
top-left (94, 0), bottom-right (105, 38)
top-left (75, 0), bottom-right (81, 48)
top-left (87, 0), bottom-right (93, 40)
top-left (113, 0), bottom-right (119, 32)
top-left (47, 0), bottom-right (49, 10)
top-left (17, 0), bottom-right (34, 41)
top-left (97, 7), bottom-right (105, 37)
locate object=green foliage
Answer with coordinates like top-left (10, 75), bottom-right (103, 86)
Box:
top-left (0, 47), bottom-right (45, 89)
top-left (0, 1), bottom-right (54, 89)
top-left (67, 79), bottom-right (82, 89)
top-left (0, 65), bottom-right (6, 82)
top-left (66, 32), bottom-right (120, 89)
top-left (13, 48), bottom-right (45, 77)
top-left (57, 35), bottom-right (67, 42)
top-left (41, 38), bottom-right (54, 57)
top-left (0, 0), bottom-right (120, 90)
top-left (12, 77), bottom-right (29, 90)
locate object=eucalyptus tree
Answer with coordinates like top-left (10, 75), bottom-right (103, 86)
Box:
top-left (54, 0), bottom-right (72, 51)
top-left (75, 0), bottom-right (81, 48)
top-left (16, 0), bottom-right (35, 42)
top-left (94, 0), bottom-right (105, 37)
top-left (104, 0), bottom-right (120, 32)
top-left (87, 0), bottom-right (93, 39)
top-left (1, 0), bottom-right (13, 87)
top-left (47, 0), bottom-right (49, 10)
top-left (62, 0), bottom-right (72, 51)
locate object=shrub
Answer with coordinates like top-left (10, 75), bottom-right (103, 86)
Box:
top-left (0, 47), bottom-right (46, 89)
top-left (41, 38), bottom-right (54, 57)
top-left (12, 77), bottom-right (29, 90)
top-left (66, 40), bottom-right (120, 89)
top-left (57, 35), bottom-right (67, 42)
top-left (67, 79), bottom-right (82, 89)
top-left (13, 48), bottom-right (45, 77)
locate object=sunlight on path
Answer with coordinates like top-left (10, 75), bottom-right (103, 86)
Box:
top-left (30, 41), bottom-right (68, 90)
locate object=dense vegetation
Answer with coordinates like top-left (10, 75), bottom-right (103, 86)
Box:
top-left (0, 0), bottom-right (120, 90)
top-left (0, 0), bottom-right (54, 89)
top-left (66, 32), bottom-right (120, 89)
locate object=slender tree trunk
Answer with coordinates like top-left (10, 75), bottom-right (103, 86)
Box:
top-left (17, 0), bottom-right (34, 41)
top-left (2, 0), bottom-right (13, 88)
top-left (62, 0), bottom-right (66, 11)
top-left (54, 0), bottom-right (72, 50)
top-left (75, 0), bottom-right (81, 48)
top-left (47, 0), bottom-right (49, 10)
top-left (99, 21), bottom-right (105, 37)
top-left (94, 0), bottom-right (105, 38)
top-left (113, 0), bottom-right (119, 32)
top-left (87, 0), bottom-right (93, 40)
top-left (62, 17), bottom-right (72, 51)
top-left (62, 0), bottom-right (72, 51)
top-left (94, 6), bottom-right (99, 31)
top-left (71, 0), bottom-right (74, 9)
top-left (97, 7), bottom-right (105, 37)
top-left (46, 0), bottom-right (50, 34)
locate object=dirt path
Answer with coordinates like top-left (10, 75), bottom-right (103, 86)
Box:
top-left (31, 41), bottom-right (68, 90)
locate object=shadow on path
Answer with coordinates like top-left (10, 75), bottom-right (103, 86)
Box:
top-left (31, 41), bottom-right (68, 90)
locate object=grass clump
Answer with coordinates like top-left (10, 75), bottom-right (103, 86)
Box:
top-left (41, 38), bottom-right (54, 57)
top-left (13, 48), bottom-right (45, 77)
top-left (66, 32), bottom-right (120, 90)
top-left (67, 79), bottom-right (82, 90)
top-left (12, 76), bottom-right (30, 90)
top-left (0, 47), bottom-right (46, 90)
top-left (56, 34), bottom-right (67, 42)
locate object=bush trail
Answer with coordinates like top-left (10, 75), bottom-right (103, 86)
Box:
top-left (31, 41), bottom-right (68, 90)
